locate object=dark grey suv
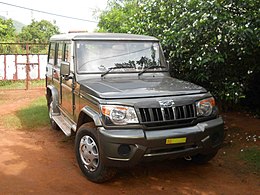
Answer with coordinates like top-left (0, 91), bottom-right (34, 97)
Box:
top-left (46, 33), bottom-right (224, 183)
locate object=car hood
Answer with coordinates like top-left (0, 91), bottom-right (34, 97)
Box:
top-left (79, 76), bottom-right (206, 99)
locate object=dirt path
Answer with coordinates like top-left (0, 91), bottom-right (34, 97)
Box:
top-left (0, 90), bottom-right (259, 195)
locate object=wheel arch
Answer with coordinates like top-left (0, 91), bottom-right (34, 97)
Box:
top-left (77, 107), bottom-right (102, 130)
top-left (46, 85), bottom-right (59, 114)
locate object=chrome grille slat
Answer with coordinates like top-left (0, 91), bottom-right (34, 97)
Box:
top-left (139, 104), bottom-right (196, 125)
top-left (183, 105), bottom-right (187, 118)
top-left (161, 107), bottom-right (166, 121)
top-left (148, 108), bottom-right (154, 121)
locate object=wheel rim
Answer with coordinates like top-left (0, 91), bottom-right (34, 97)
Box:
top-left (79, 135), bottom-right (99, 172)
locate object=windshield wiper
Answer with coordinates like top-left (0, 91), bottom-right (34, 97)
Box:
top-left (101, 66), bottom-right (126, 77)
top-left (138, 65), bottom-right (166, 76)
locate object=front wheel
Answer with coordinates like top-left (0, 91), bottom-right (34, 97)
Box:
top-left (75, 123), bottom-right (116, 183)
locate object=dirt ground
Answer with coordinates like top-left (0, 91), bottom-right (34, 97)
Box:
top-left (0, 89), bottom-right (259, 195)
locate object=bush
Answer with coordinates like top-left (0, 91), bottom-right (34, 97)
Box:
top-left (98, 0), bottom-right (260, 109)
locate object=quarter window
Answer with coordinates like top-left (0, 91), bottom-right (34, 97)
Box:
top-left (48, 43), bottom-right (55, 65)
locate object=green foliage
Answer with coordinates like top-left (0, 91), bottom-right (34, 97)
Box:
top-left (0, 15), bottom-right (25, 33)
top-left (0, 18), bottom-right (17, 53)
top-left (0, 18), bottom-right (59, 44)
top-left (18, 19), bottom-right (59, 43)
top-left (98, 0), bottom-right (141, 33)
top-left (0, 18), bottom-right (16, 42)
top-left (0, 19), bottom-right (58, 54)
top-left (98, 0), bottom-right (260, 106)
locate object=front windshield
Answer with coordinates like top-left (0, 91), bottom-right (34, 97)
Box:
top-left (76, 40), bottom-right (167, 73)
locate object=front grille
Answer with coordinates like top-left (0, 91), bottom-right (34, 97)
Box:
top-left (138, 104), bottom-right (196, 127)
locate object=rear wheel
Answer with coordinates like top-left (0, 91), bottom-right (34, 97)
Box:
top-left (75, 123), bottom-right (116, 183)
top-left (48, 98), bottom-right (59, 130)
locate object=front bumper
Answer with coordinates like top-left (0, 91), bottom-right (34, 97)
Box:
top-left (98, 117), bottom-right (224, 167)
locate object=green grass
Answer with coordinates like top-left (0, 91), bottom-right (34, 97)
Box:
top-left (0, 80), bottom-right (45, 89)
top-left (0, 80), bottom-right (25, 89)
top-left (2, 114), bottom-right (22, 129)
top-left (241, 147), bottom-right (260, 174)
top-left (29, 80), bottom-right (45, 88)
top-left (2, 96), bottom-right (49, 130)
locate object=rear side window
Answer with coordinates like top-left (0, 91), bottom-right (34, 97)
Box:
top-left (57, 43), bottom-right (64, 67)
top-left (64, 43), bottom-right (71, 63)
top-left (48, 43), bottom-right (56, 65)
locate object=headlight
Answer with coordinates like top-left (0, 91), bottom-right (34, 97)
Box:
top-left (101, 105), bottom-right (139, 125)
top-left (196, 97), bottom-right (215, 117)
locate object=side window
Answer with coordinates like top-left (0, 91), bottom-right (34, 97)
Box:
top-left (64, 43), bottom-right (71, 63)
top-left (57, 43), bottom-right (64, 67)
top-left (48, 42), bottom-right (56, 65)
top-left (64, 43), bottom-right (73, 72)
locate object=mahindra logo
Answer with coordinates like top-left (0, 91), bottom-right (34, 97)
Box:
top-left (159, 100), bottom-right (175, 108)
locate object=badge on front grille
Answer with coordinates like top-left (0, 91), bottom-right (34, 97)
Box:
top-left (158, 100), bottom-right (175, 108)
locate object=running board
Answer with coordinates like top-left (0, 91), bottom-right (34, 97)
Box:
top-left (52, 115), bottom-right (73, 136)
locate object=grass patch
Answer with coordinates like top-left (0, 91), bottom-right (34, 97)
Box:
top-left (0, 80), bottom-right (45, 89)
top-left (29, 80), bottom-right (45, 88)
top-left (16, 96), bottom-right (49, 129)
top-left (0, 80), bottom-right (25, 89)
top-left (241, 147), bottom-right (260, 174)
top-left (2, 114), bottom-right (22, 129)
top-left (2, 96), bottom-right (49, 130)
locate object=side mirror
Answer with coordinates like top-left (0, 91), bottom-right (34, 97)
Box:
top-left (60, 61), bottom-right (70, 76)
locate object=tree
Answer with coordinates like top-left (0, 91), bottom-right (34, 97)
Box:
top-left (19, 20), bottom-right (59, 43)
top-left (0, 18), bottom-right (16, 42)
top-left (98, 0), bottom-right (260, 107)
top-left (98, 0), bottom-right (140, 33)
top-left (0, 18), bottom-right (18, 53)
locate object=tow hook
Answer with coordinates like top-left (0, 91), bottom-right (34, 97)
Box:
top-left (184, 156), bottom-right (192, 161)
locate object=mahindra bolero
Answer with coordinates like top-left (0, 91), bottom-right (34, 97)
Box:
top-left (46, 33), bottom-right (224, 183)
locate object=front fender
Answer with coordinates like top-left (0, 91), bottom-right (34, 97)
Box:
top-left (77, 107), bottom-right (102, 128)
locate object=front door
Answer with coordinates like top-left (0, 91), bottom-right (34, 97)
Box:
top-left (60, 43), bottom-right (74, 118)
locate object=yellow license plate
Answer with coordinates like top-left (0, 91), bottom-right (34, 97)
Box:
top-left (166, 137), bottom-right (187, 144)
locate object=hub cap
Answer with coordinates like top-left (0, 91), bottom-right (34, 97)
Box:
top-left (79, 135), bottom-right (99, 172)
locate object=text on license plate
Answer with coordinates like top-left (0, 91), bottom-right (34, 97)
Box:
top-left (166, 137), bottom-right (187, 144)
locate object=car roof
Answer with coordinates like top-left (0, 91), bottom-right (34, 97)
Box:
top-left (50, 33), bottom-right (159, 41)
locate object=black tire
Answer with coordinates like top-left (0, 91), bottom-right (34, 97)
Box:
top-left (48, 98), bottom-right (60, 130)
top-left (75, 123), bottom-right (116, 183)
top-left (191, 150), bottom-right (218, 164)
